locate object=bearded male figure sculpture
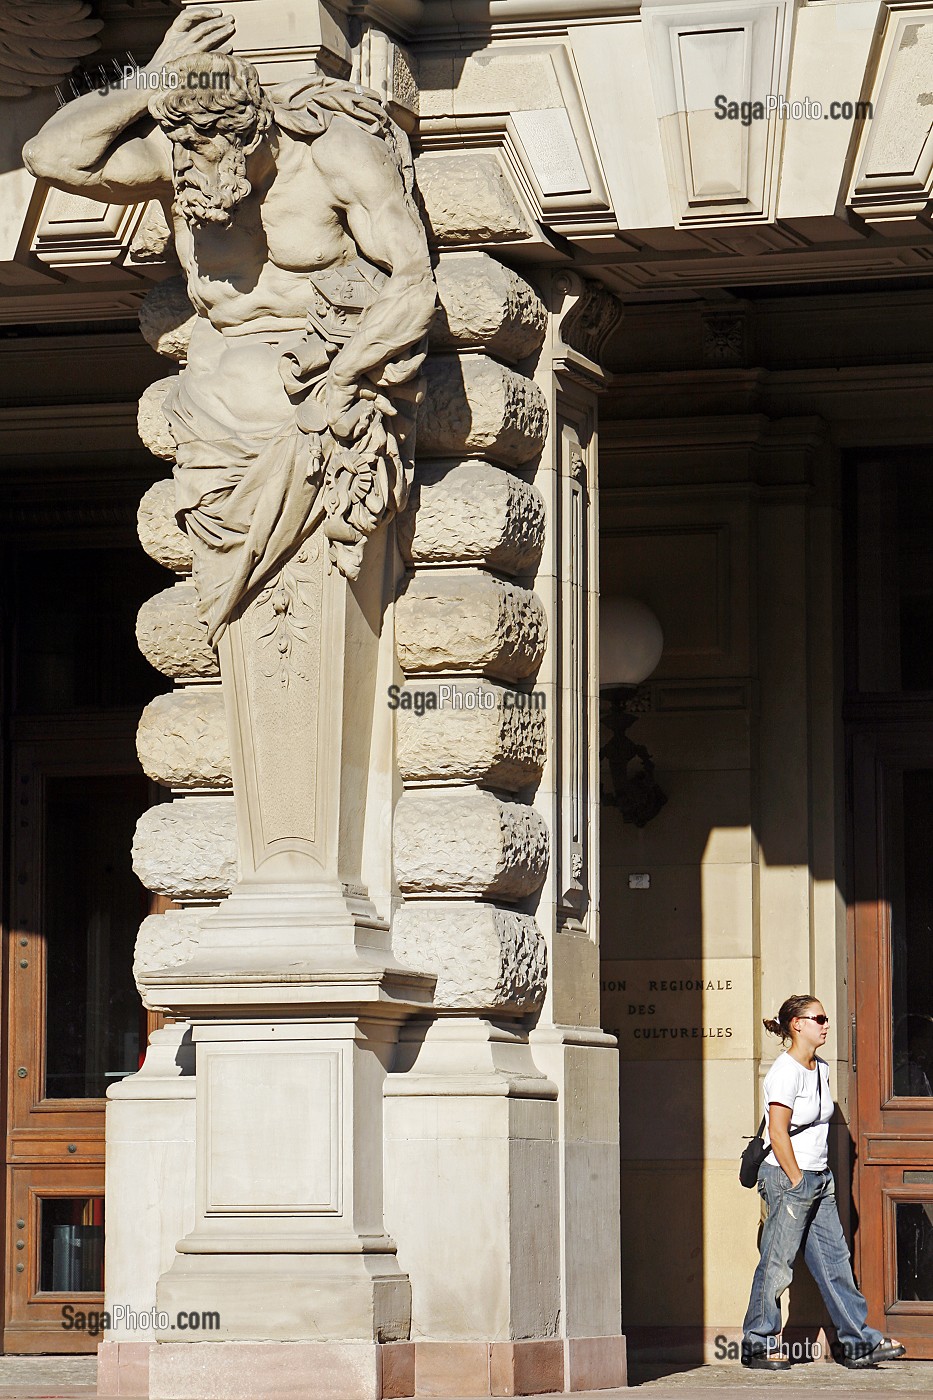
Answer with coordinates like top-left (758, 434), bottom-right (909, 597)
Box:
top-left (25, 6), bottom-right (436, 645)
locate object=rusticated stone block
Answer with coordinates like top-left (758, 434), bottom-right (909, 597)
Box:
top-left (134, 908), bottom-right (203, 979)
top-left (396, 680), bottom-right (545, 791)
top-left (132, 797), bottom-right (237, 899)
top-left (419, 356), bottom-right (547, 466)
top-left (396, 573), bottom-right (546, 681)
top-left (393, 901), bottom-right (546, 1010)
top-left (137, 479), bottom-right (192, 574)
top-left (398, 460), bottom-right (544, 574)
top-left (137, 688), bottom-right (231, 790)
top-left (432, 255), bottom-right (547, 362)
top-left (394, 790), bottom-right (548, 899)
top-left (137, 376), bottom-right (177, 462)
top-left (138, 276), bottom-right (197, 362)
top-left (137, 585), bottom-right (219, 680)
top-left (415, 152), bottom-right (535, 247)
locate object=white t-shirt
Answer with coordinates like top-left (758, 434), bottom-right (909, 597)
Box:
top-left (761, 1051), bottom-right (832, 1171)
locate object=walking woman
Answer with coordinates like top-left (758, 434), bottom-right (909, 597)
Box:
top-left (742, 995), bottom-right (906, 1370)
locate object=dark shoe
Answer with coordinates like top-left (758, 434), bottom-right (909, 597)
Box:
top-left (872, 1338), bottom-right (906, 1362)
top-left (836, 1343), bottom-right (879, 1369)
top-left (742, 1350), bottom-right (791, 1371)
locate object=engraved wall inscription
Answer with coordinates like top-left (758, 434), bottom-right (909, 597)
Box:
top-left (600, 958), bottom-right (754, 1060)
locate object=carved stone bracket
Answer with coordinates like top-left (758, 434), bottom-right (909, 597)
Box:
top-left (555, 271), bottom-right (624, 383)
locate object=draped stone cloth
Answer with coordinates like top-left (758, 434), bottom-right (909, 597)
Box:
top-left (163, 77), bottom-right (424, 645)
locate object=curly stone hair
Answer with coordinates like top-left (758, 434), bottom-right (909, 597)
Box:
top-left (148, 51), bottom-right (274, 153)
top-left (763, 994), bottom-right (819, 1043)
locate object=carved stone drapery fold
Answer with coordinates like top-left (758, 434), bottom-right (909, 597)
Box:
top-left (0, 1), bottom-right (101, 99)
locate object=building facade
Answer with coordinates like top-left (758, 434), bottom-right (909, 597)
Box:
top-left (0, 0), bottom-right (932, 1395)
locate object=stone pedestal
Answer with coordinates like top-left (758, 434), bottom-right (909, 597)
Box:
top-left (154, 1015), bottom-right (415, 1343)
top-left (385, 1019), bottom-right (560, 1344)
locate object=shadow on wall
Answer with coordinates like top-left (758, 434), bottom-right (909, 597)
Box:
top-left (600, 757), bottom-right (846, 1377)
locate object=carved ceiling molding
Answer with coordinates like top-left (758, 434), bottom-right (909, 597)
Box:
top-left (641, 0), bottom-right (797, 228)
top-left (0, 0), bottom-right (102, 100)
top-left (848, 5), bottom-right (933, 227)
top-left (0, 402), bottom-right (139, 457)
top-left (417, 0), bottom-right (639, 28)
top-left (98, 0), bottom-right (177, 15)
top-left (416, 42), bottom-right (614, 246)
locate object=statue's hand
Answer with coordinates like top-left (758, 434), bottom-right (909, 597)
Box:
top-left (150, 7), bottom-right (235, 72)
top-left (326, 372), bottom-right (398, 441)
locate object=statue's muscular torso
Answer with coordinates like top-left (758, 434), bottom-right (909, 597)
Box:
top-left (169, 121), bottom-right (358, 338)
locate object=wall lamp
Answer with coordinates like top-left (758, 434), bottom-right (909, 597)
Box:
top-left (599, 596), bottom-right (667, 827)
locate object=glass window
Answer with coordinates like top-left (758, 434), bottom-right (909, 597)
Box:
top-left (39, 1198), bottom-right (104, 1293)
top-left (896, 1200), bottom-right (933, 1301)
top-left (43, 774), bottom-right (149, 1099)
top-left (890, 770), bottom-right (933, 1097)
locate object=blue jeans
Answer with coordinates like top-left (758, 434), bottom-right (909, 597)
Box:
top-left (743, 1163), bottom-right (884, 1358)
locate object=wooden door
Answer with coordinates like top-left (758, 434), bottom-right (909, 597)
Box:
top-left (0, 539), bottom-right (171, 1351)
top-left (4, 723), bottom-right (151, 1351)
top-left (851, 727), bottom-right (933, 1357)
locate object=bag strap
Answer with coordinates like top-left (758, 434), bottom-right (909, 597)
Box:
top-left (757, 1060), bottom-right (823, 1159)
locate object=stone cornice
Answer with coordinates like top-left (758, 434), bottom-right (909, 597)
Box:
top-left (418, 0), bottom-right (637, 25)
top-left (343, 0), bottom-right (638, 37)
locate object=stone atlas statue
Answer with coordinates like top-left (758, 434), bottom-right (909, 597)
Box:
top-left (25, 5), bottom-right (437, 645)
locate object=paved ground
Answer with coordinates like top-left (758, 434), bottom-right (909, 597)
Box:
top-left (0, 1355), bottom-right (97, 1399)
top-left (0, 1354), bottom-right (930, 1399)
top-left (629, 1359), bottom-right (933, 1393)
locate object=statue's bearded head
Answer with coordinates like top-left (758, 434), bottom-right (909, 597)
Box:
top-left (149, 53), bottom-right (274, 228)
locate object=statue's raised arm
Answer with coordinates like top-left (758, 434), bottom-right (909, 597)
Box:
top-left (25, 6), bottom-right (437, 643)
top-left (23, 8), bottom-right (236, 201)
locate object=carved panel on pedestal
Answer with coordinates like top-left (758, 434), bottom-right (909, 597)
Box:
top-left (204, 1046), bottom-right (341, 1215)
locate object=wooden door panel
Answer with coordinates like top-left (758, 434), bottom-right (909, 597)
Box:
top-left (851, 731), bottom-right (933, 1356)
top-left (4, 1166), bottom-right (103, 1354)
top-left (4, 727), bottom-right (151, 1351)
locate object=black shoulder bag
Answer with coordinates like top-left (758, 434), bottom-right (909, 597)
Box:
top-left (739, 1063), bottom-right (822, 1188)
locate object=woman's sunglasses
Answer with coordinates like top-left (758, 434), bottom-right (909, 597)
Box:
top-left (797, 1014), bottom-right (830, 1026)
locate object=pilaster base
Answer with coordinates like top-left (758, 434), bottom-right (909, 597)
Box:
top-left (156, 1252), bottom-right (411, 1343)
top-left (100, 1335), bottom-right (627, 1398)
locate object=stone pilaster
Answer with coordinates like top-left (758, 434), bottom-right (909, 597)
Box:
top-left (527, 273), bottom-right (626, 1390)
top-left (383, 242), bottom-right (562, 1374)
top-left (383, 252), bottom-right (627, 1393)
